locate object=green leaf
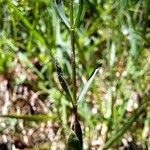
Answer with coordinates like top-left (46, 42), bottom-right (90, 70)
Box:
top-left (0, 114), bottom-right (53, 122)
top-left (55, 60), bottom-right (73, 105)
top-left (104, 103), bottom-right (146, 149)
top-left (7, 0), bottom-right (46, 45)
top-left (54, 1), bottom-right (69, 28)
top-left (78, 68), bottom-right (99, 103)
top-left (74, 0), bottom-right (83, 27)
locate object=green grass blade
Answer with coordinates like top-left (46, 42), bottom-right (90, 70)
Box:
top-left (0, 114), bottom-right (53, 122)
top-left (54, 1), bottom-right (69, 29)
top-left (78, 68), bottom-right (99, 103)
top-left (8, 0), bottom-right (46, 45)
top-left (104, 103), bottom-right (146, 149)
top-left (74, 0), bottom-right (83, 28)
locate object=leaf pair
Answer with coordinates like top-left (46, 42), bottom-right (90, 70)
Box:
top-left (55, 60), bottom-right (99, 105)
top-left (54, 0), bottom-right (83, 28)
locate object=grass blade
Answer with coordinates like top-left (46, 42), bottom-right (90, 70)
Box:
top-left (8, 0), bottom-right (46, 45)
top-left (74, 0), bottom-right (83, 27)
top-left (54, 1), bottom-right (69, 29)
top-left (0, 114), bottom-right (53, 122)
top-left (104, 102), bottom-right (147, 149)
top-left (78, 68), bottom-right (99, 103)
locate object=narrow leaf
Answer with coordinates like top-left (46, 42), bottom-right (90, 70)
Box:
top-left (78, 68), bottom-right (99, 103)
top-left (74, 0), bottom-right (83, 27)
top-left (104, 103), bottom-right (146, 149)
top-left (0, 114), bottom-right (53, 122)
top-left (55, 60), bottom-right (73, 104)
top-left (54, 1), bottom-right (69, 28)
top-left (8, 0), bottom-right (46, 45)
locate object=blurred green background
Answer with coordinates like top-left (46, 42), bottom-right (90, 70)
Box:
top-left (0, 0), bottom-right (150, 149)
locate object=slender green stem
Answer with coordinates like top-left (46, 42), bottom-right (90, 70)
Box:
top-left (69, 3), bottom-right (83, 148)
top-left (70, 0), bottom-right (77, 107)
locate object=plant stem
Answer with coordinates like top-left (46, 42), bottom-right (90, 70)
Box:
top-left (71, 30), bottom-right (76, 106)
top-left (70, 0), bottom-right (77, 107)
top-left (70, 3), bottom-right (83, 149)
